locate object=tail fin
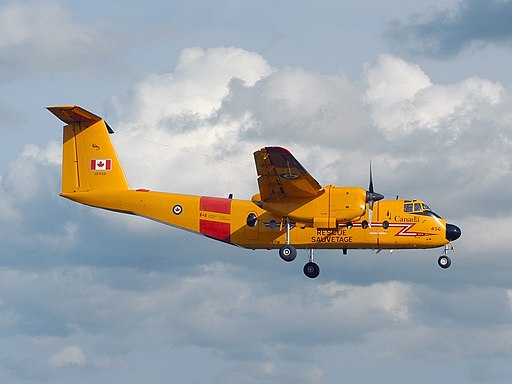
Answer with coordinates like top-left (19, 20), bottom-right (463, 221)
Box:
top-left (48, 105), bottom-right (129, 194)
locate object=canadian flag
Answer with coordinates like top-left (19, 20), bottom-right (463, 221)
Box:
top-left (90, 159), bottom-right (112, 171)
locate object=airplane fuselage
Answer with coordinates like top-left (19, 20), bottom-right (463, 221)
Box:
top-left (62, 190), bottom-right (450, 251)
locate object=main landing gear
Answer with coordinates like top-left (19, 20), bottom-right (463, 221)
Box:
top-left (278, 218), bottom-right (320, 278)
top-left (304, 249), bottom-right (320, 279)
top-left (279, 243), bottom-right (320, 279)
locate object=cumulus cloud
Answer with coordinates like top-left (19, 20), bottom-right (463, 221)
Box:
top-left (112, 47), bottom-right (273, 125)
top-left (106, 50), bottom-right (512, 222)
top-left (0, 0), bottom-right (115, 81)
top-left (10, 47), bottom-right (512, 260)
top-left (385, 0), bottom-right (512, 58)
top-left (3, 261), bottom-right (512, 382)
top-left (6, 46), bottom-right (512, 382)
top-left (364, 54), bottom-right (503, 138)
top-left (362, 55), bottom-right (512, 219)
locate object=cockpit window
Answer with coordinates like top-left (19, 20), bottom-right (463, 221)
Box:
top-left (404, 201), bottom-right (430, 213)
top-left (403, 201), bottom-right (440, 217)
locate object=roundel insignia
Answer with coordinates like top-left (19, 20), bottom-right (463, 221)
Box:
top-left (172, 205), bottom-right (183, 215)
top-left (280, 173), bottom-right (299, 180)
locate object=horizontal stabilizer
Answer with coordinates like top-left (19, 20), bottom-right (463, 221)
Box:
top-left (47, 105), bottom-right (114, 133)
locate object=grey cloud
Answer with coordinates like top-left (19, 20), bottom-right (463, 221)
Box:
top-left (3, 260), bottom-right (512, 382)
top-left (5, 46), bottom-right (512, 382)
top-left (385, 0), bottom-right (512, 58)
top-left (0, 1), bottom-right (117, 82)
top-left (219, 70), bottom-right (374, 149)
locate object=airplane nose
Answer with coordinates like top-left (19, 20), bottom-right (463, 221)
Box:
top-left (446, 223), bottom-right (461, 241)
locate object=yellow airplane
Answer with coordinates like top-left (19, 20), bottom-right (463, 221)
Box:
top-left (48, 105), bottom-right (461, 278)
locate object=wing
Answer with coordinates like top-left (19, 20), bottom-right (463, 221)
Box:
top-left (254, 146), bottom-right (323, 201)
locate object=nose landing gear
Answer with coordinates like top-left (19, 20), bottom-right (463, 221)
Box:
top-left (438, 243), bottom-right (454, 269)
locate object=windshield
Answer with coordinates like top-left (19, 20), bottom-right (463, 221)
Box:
top-left (403, 200), bottom-right (441, 218)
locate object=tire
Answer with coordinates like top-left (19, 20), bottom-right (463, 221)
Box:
top-left (438, 255), bottom-right (451, 269)
top-left (303, 262), bottom-right (320, 279)
top-left (279, 244), bottom-right (297, 262)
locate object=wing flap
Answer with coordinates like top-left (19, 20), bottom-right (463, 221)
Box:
top-left (254, 147), bottom-right (323, 201)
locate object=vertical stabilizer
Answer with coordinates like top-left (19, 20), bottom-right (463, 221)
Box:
top-left (48, 105), bottom-right (129, 194)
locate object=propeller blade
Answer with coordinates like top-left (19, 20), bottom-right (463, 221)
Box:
top-left (368, 201), bottom-right (374, 228)
top-left (369, 161), bottom-right (375, 193)
top-left (365, 162), bottom-right (384, 227)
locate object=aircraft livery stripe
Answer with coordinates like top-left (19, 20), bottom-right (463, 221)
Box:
top-left (200, 196), bottom-right (231, 214)
top-left (200, 220), bottom-right (231, 242)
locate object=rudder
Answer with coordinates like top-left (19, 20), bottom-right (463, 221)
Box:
top-left (48, 105), bottom-right (129, 194)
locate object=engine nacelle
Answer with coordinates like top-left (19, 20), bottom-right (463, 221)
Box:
top-left (253, 185), bottom-right (367, 228)
top-left (322, 185), bottom-right (366, 225)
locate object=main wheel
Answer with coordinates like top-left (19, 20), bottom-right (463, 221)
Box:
top-left (279, 244), bottom-right (297, 262)
top-left (303, 262), bottom-right (320, 279)
top-left (438, 255), bottom-right (451, 269)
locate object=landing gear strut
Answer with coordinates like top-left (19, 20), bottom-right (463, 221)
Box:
top-left (438, 244), bottom-right (452, 269)
top-left (303, 249), bottom-right (320, 279)
top-left (277, 218), bottom-right (320, 278)
top-left (278, 217), bottom-right (297, 262)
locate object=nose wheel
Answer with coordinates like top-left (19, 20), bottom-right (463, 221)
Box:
top-left (438, 244), bottom-right (453, 269)
top-left (438, 255), bottom-right (451, 269)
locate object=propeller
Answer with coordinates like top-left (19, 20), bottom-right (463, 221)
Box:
top-left (365, 162), bottom-right (384, 227)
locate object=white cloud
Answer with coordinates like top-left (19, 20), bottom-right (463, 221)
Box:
top-left (103, 49), bottom-right (512, 225)
top-left (112, 46), bottom-right (273, 127)
top-left (4, 0), bottom-right (512, 381)
top-left (48, 346), bottom-right (86, 368)
top-left (364, 54), bottom-right (504, 139)
top-left (1, 142), bottom-right (60, 202)
top-left (7, 43), bottom-right (512, 382)
top-left (365, 54), bottom-right (432, 108)
top-left (0, 0), bottom-right (114, 80)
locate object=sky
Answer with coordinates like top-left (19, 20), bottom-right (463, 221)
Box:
top-left (2, 0), bottom-right (512, 382)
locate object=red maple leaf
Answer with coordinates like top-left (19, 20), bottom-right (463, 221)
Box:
top-left (97, 161), bottom-right (105, 168)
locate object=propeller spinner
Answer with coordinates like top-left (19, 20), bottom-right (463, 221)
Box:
top-left (365, 162), bottom-right (384, 226)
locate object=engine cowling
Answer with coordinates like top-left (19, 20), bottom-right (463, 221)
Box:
top-left (253, 185), bottom-right (367, 228)
top-left (325, 186), bottom-right (367, 225)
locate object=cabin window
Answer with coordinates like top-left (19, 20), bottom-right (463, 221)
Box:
top-left (404, 203), bottom-right (413, 212)
top-left (414, 203), bottom-right (422, 212)
top-left (246, 213), bottom-right (258, 227)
